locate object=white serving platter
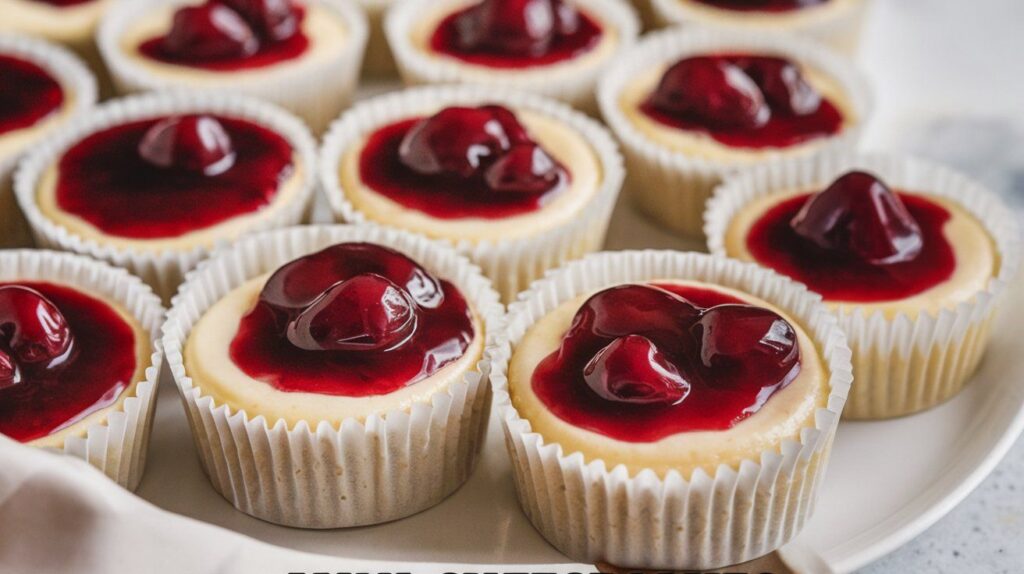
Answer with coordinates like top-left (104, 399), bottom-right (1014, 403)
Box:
top-left (135, 194), bottom-right (1024, 573)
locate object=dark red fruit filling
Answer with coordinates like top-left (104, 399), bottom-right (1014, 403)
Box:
top-left (230, 243), bottom-right (475, 397)
top-left (532, 283), bottom-right (801, 441)
top-left (360, 105), bottom-right (569, 219)
top-left (54, 114), bottom-right (293, 239)
top-left (746, 171), bottom-right (956, 302)
top-left (0, 55), bottom-right (64, 136)
top-left (430, 0), bottom-right (603, 69)
top-left (641, 54), bottom-right (843, 149)
top-left (691, 0), bottom-right (829, 12)
top-left (140, 0), bottom-right (308, 70)
top-left (0, 283), bottom-right (139, 443)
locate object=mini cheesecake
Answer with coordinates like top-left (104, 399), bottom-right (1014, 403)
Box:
top-left (98, 0), bottom-right (368, 132)
top-left (386, 0), bottom-right (639, 112)
top-left (321, 86), bottom-right (624, 301)
top-left (706, 156), bottom-right (1020, 419)
top-left (598, 27), bottom-right (870, 237)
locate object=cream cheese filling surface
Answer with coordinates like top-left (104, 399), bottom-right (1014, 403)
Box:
top-left (670, 0), bottom-right (858, 26)
top-left (508, 280), bottom-right (829, 478)
top-left (407, 0), bottom-right (620, 80)
top-left (618, 63), bottom-right (856, 162)
top-left (117, 3), bottom-right (349, 85)
top-left (26, 285), bottom-right (152, 450)
top-left (723, 189), bottom-right (999, 319)
top-left (185, 274), bottom-right (485, 427)
top-left (0, 0), bottom-right (108, 44)
top-left (36, 153), bottom-right (306, 252)
top-left (341, 109), bottom-right (604, 242)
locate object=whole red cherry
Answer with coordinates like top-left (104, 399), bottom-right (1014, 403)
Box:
top-left (690, 304), bottom-right (799, 377)
top-left (163, 3), bottom-right (259, 60)
top-left (737, 56), bottom-right (821, 116)
top-left (286, 274), bottom-right (419, 352)
top-left (138, 115), bottom-right (237, 176)
top-left (483, 143), bottom-right (562, 194)
top-left (454, 0), bottom-right (578, 57)
top-left (566, 284), bottom-right (702, 351)
top-left (398, 106), bottom-right (518, 178)
top-left (0, 286), bottom-right (75, 367)
top-left (219, 0), bottom-right (300, 42)
top-left (583, 335), bottom-right (691, 405)
top-left (649, 56), bottom-right (770, 130)
top-left (790, 171), bottom-right (924, 264)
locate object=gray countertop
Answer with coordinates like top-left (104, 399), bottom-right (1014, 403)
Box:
top-left (857, 0), bottom-right (1023, 571)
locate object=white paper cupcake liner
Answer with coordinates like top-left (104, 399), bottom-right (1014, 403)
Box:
top-left (0, 34), bottom-right (97, 248)
top-left (487, 250), bottom-right (852, 570)
top-left (705, 153), bottom-right (1022, 419)
top-left (358, 0), bottom-right (397, 77)
top-left (14, 91), bottom-right (319, 302)
top-left (597, 26), bottom-right (873, 237)
top-left (162, 224), bottom-right (504, 528)
top-left (0, 249), bottom-right (166, 490)
top-left (652, 0), bottom-right (870, 56)
top-left (320, 84), bottom-right (625, 302)
top-left (97, 0), bottom-right (369, 133)
top-left (384, 0), bottom-right (640, 113)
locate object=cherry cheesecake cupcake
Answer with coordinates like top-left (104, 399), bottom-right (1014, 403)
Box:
top-left (163, 225), bottom-right (503, 528)
top-left (0, 35), bottom-right (96, 248)
top-left (14, 91), bottom-right (317, 301)
top-left (488, 250), bottom-right (852, 569)
top-left (98, 0), bottom-right (368, 133)
top-left (598, 27), bottom-right (871, 237)
top-left (320, 85), bottom-right (624, 301)
top-left (385, 0), bottom-right (640, 113)
top-left (706, 154), bottom-right (1020, 419)
top-left (652, 0), bottom-right (869, 56)
top-left (0, 250), bottom-right (165, 490)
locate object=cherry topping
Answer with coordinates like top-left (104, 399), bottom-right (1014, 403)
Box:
top-left (260, 243), bottom-right (443, 315)
top-left (0, 286), bottom-right (74, 368)
top-left (453, 0), bottom-right (581, 57)
top-left (138, 115), bottom-right (237, 176)
top-left (286, 274), bottom-right (419, 352)
top-left (691, 304), bottom-right (798, 376)
top-left (0, 350), bottom-right (20, 391)
top-left (219, 0), bottom-right (300, 42)
top-left (649, 57), bottom-right (770, 130)
top-left (583, 335), bottom-right (690, 405)
top-left (162, 3), bottom-right (259, 61)
top-left (737, 56), bottom-right (821, 116)
top-left (791, 171), bottom-right (924, 264)
top-left (565, 284), bottom-right (701, 348)
top-left (397, 105), bottom-right (565, 196)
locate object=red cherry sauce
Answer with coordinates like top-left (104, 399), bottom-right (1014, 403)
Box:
top-left (746, 192), bottom-right (957, 302)
top-left (430, 2), bottom-right (603, 69)
top-left (359, 116), bottom-right (568, 219)
top-left (691, 0), bottom-right (829, 12)
top-left (640, 54), bottom-right (844, 149)
top-left (531, 283), bottom-right (802, 442)
top-left (0, 282), bottom-right (139, 443)
top-left (230, 243), bottom-right (476, 397)
top-left (0, 55), bottom-right (64, 136)
top-left (26, 0), bottom-right (94, 6)
top-left (54, 115), bottom-right (294, 239)
top-left (138, 6), bottom-right (308, 71)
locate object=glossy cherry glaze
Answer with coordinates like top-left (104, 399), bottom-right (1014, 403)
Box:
top-left (139, 2), bottom-right (308, 71)
top-left (746, 176), bottom-right (956, 302)
top-left (230, 243), bottom-right (476, 397)
top-left (691, 0), bottom-right (829, 12)
top-left (531, 283), bottom-right (802, 442)
top-left (55, 114), bottom-right (294, 239)
top-left (641, 54), bottom-right (843, 149)
top-left (360, 106), bottom-right (569, 219)
top-left (430, 0), bottom-right (603, 69)
top-left (0, 55), bottom-right (64, 136)
top-left (0, 283), bottom-right (138, 443)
